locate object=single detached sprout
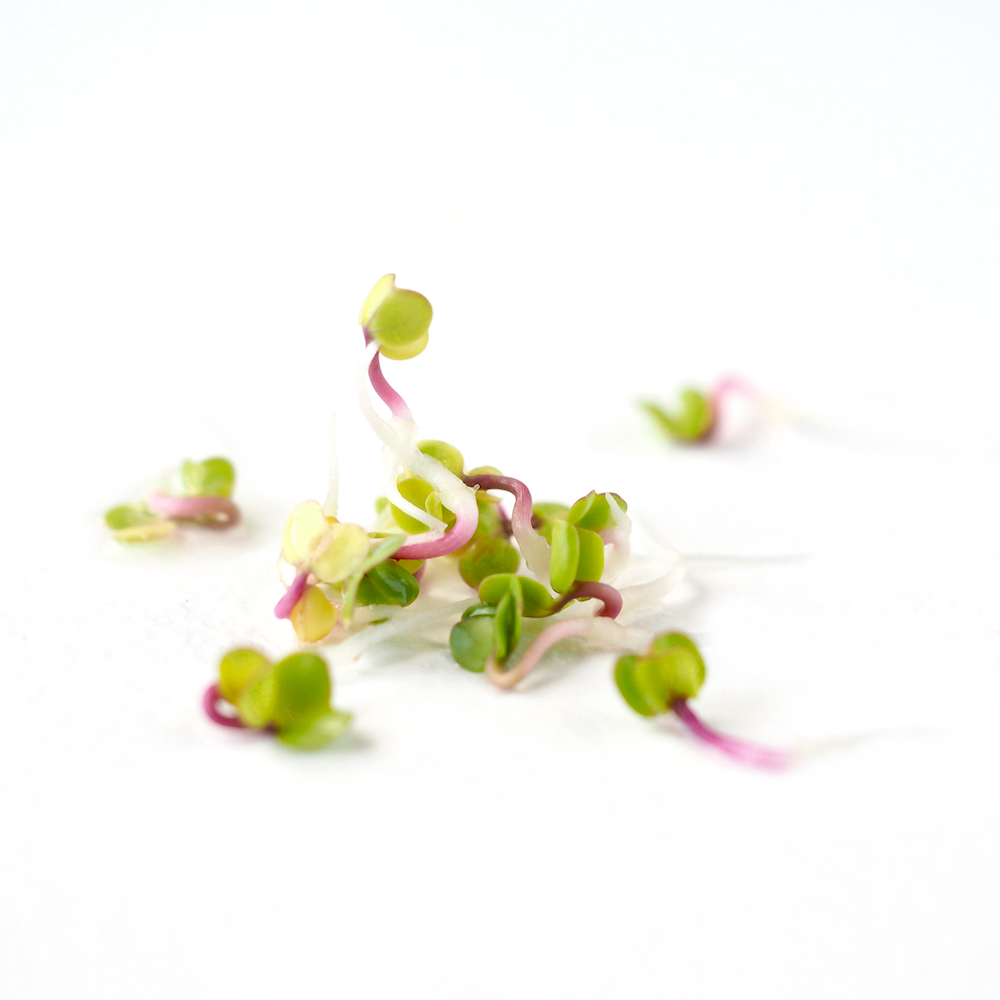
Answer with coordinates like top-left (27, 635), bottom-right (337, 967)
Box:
top-left (204, 647), bottom-right (352, 749)
top-left (615, 632), bottom-right (787, 769)
top-left (641, 376), bottom-right (759, 445)
top-left (105, 457), bottom-right (240, 542)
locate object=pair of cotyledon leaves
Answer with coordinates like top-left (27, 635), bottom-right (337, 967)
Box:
top-left (361, 274), bottom-right (433, 361)
top-left (281, 500), bottom-right (422, 641)
top-left (218, 648), bottom-right (352, 749)
top-left (614, 633), bottom-right (706, 716)
top-left (640, 390), bottom-right (713, 442)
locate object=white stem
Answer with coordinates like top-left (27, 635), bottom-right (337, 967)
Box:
top-left (328, 599), bottom-right (476, 678)
top-left (617, 552), bottom-right (686, 612)
top-left (356, 341), bottom-right (478, 546)
top-left (380, 437), bottom-right (446, 532)
top-left (600, 527), bottom-right (631, 583)
top-left (323, 412), bottom-right (339, 519)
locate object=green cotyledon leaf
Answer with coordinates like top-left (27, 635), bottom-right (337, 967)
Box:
top-left (182, 457), bottom-right (235, 498)
top-left (355, 560), bottom-right (420, 607)
top-left (458, 537), bottom-right (520, 589)
top-left (361, 274), bottom-right (432, 361)
top-left (548, 519), bottom-right (580, 594)
top-left (218, 648), bottom-right (271, 705)
top-left (270, 652), bottom-right (332, 731)
top-left (478, 574), bottom-right (553, 617)
top-left (449, 613), bottom-right (495, 672)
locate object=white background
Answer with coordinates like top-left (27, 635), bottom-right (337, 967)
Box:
top-left (2, 1), bottom-right (999, 997)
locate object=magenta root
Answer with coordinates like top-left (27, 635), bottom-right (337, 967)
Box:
top-left (274, 570), bottom-right (310, 619)
top-left (147, 493), bottom-right (241, 526)
top-left (672, 698), bottom-right (787, 770)
top-left (551, 581), bottom-right (623, 619)
top-left (203, 684), bottom-right (247, 728)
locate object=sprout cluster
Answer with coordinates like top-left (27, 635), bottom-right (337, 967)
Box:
top-left (106, 457), bottom-right (240, 542)
top-left (200, 275), bottom-right (784, 765)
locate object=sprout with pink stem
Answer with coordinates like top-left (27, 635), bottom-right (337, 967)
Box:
top-left (640, 375), bottom-right (760, 445)
top-left (105, 457), bottom-right (240, 543)
top-left (615, 632), bottom-right (788, 770)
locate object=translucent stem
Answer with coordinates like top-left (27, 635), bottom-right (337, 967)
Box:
top-left (381, 436), bottom-right (446, 533)
top-left (486, 618), bottom-right (591, 690)
top-left (551, 581), bottom-right (623, 618)
top-left (600, 526), bottom-right (631, 583)
top-left (203, 684), bottom-right (247, 729)
top-left (463, 474), bottom-right (550, 579)
top-left (147, 493), bottom-right (240, 527)
top-left (356, 341), bottom-right (479, 556)
top-left (323, 412), bottom-right (339, 518)
top-left (707, 375), bottom-right (758, 442)
top-left (672, 698), bottom-right (787, 770)
top-left (274, 570), bottom-right (309, 619)
top-left (616, 550), bottom-right (686, 613)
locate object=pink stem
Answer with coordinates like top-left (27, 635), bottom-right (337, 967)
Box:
top-left (464, 474), bottom-right (534, 542)
top-left (364, 330), bottom-right (412, 420)
top-left (705, 375), bottom-right (757, 442)
top-left (486, 618), bottom-right (592, 690)
top-left (147, 493), bottom-right (241, 526)
top-left (274, 570), bottom-right (309, 619)
top-left (203, 683), bottom-right (247, 729)
top-left (551, 581), bottom-right (623, 618)
top-left (672, 698), bottom-right (788, 770)
top-left (393, 509), bottom-right (479, 560)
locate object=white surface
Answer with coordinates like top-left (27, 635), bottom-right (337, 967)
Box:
top-left (2, 2), bottom-right (999, 997)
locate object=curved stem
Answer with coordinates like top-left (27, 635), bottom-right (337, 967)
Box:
top-left (550, 581), bottom-right (623, 618)
top-left (357, 341), bottom-right (479, 557)
top-left (486, 618), bottom-right (591, 690)
top-left (275, 570), bottom-right (309, 619)
top-left (147, 493), bottom-right (240, 527)
top-left (394, 510), bottom-right (478, 560)
top-left (203, 684), bottom-right (247, 729)
top-left (599, 526), bottom-right (631, 583)
top-left (672, 698), bottom-right (787, 770)
top-left (463, 474), bottom-right (550, 579)
top-left (367, 347), bottom-right (414, 421)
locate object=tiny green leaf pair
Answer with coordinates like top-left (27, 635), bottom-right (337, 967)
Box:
top-left (450, 587), bottom-right (522, 670)
top-left (641, 391), bottom-right (713, 442)
top-left (548, 519), bottom-right (604, 594)
top-left (281, 501), bottom-right (370, 585)
top-left (218, 649), bottom-right (352, 749)
top-left (360, 274), bottom-right (433, 361)
top-left (448, 592), bottom-right (521, 670)
top-left (181, 457), bottom-right (235, 498)
top-left (449, 573), bottom-right (560, 672)
top-left (614, 633), bottom-right (706, 717)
